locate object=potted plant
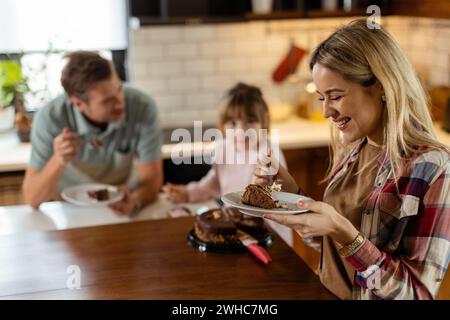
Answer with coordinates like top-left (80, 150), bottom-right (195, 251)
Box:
top-left (0, 60), bottom-right (32, 141)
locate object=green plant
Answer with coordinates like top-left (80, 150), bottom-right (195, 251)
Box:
top-left (0, 61), bottom-right (29, 108)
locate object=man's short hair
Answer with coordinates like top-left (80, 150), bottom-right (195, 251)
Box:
top-left (61, 51), bottom-right (113, 101)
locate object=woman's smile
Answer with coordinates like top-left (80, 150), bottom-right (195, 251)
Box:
top-left (333, 117), bottom-right (351, 130)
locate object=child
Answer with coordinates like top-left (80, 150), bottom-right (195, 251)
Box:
top-left (163, 83), bottom-right (291, 245)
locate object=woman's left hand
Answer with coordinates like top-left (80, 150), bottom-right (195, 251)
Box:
top-left (264, 200), bottom-right (359, 246)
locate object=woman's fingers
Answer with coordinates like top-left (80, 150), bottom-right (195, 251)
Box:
top-left (297, 200), bottom-right (326, 213)
top-left (263, 213), bottom-right (307, 227)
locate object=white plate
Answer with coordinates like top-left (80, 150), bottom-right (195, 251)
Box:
top-left (221, 191), bottom-right (312, 217)
top-left (61, 183), bottom-right (124, 207)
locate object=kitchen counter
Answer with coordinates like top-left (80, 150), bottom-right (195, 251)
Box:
top-left (1, 118), bottom-right (449, 173)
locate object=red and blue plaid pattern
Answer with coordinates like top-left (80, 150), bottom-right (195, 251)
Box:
top-left (326, 140), bottom-right (450, 299)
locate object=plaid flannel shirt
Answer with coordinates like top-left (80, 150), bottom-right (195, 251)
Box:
top-left (324, 140), bottom-right (450, 299)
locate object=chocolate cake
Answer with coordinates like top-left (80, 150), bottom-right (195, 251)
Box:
top-left (88, 189), bottom-right (110, 201)
top-left (195, 209), bottom-right (239, 244)
top-left (241, 184), bottom-right (278, 209)
top-left (194, 208), bottom-right (266, 245)
top-left (225, 207), bottom-right (264, 234)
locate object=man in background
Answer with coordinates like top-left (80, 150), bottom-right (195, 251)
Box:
top-left (22, 51), bottom-right (163, 216)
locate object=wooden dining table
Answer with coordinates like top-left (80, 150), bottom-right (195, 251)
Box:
top-left (0, 216), bottom-right (336, 299)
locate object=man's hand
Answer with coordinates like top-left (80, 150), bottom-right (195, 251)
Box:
top-left (108, 188), bottom-right (138, 216)
top-left (53, 128), bottom-right (81, 166)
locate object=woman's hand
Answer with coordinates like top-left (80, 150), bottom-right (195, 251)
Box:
top-left (264, 200), bottom-right (359, 246)
top-left (162, 183), bottom-right (189, 203)
top-left (253, 150), bottom-right (299, 194)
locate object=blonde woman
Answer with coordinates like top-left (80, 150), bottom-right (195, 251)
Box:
top-left (255, 19), bottom-right (450, 299)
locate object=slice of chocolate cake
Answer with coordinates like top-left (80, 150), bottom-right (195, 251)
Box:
top-left (88, 189), bottom-right (110, 201)
top-left (241, 184), bottom-right (278, 209)
top-left (195, 210), bottom-right (239, 244)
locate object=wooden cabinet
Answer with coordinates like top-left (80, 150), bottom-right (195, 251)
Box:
top-left (283, 146), bottom-right (330, 201)
top-left (130, 0), bottom-right (394, 25)
top-left (392, 0), bottom-right (450, 19)
top-left (283, 146), bottom-right (329, 272)
top-left (0, 171), bottom-right (24, 206)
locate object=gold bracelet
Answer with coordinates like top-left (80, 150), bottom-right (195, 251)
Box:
top-left (338, 233), bottom-right (365, 257)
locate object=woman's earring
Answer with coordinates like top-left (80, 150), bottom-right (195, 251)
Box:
top-left (381, 95), bottom-right (386, 103)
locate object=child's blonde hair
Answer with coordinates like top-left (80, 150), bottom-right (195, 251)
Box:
top-left (218, 82), bottom-right (270, 132)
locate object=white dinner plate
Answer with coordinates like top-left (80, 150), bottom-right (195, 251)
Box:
top-left (221, 191), bottom-right (312, 217)
top-left (61, 183), bottom-right (124, 207)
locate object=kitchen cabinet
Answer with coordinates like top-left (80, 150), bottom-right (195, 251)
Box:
top-left (130, 0), bottom-right (450, 25)
top-left (283, 146), bottom-right (329, 272)
top-left (391, 0), bottom-right (450, 19)
top-left (130, 0), bottom-right (391, 25)
top-left (0, 171), bottom-right (24, 206)
top-left (283, 146), bottom-right (329, 201)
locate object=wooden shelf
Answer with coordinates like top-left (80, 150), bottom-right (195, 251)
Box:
top-left (136, 16), bottom-right (245, 25)
top-left (306, 8), bottom-right (368, 18)
top-left (244, 10), bottom-right (305, 21)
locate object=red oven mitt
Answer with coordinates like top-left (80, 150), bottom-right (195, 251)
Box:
top-left (272, 45), bottom-right (306, 83)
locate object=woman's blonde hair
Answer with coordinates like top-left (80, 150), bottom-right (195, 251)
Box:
top-left (309, 18), bottom-right (448, 179)
top-left (218, 82), bottom-right (270, 132)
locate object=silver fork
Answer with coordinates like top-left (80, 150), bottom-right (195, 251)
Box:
top-left (78, 133), bottom-right (103, 150)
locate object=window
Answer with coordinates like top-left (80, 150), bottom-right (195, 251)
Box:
top-left (0, 0), bottom-right (128, 109)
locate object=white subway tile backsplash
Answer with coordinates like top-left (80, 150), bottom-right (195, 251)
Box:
top-left (132, 44), bottom-right (164, 61)
top-left (265, 36), bottom-right (289, 54)
top-left (130, 16), bottom-right (449, 127)
top-left (201, 109), bottom-right (220, 124)
top-left (234, 40), bottom-right (266, 55)
top-left (148, 60), bottom-right (183, 76)
top-left (186, 92), bottom-right (219, 109)
top-left (201, 75), bottom-right (236, 90)
top-left (183, 59), bottom-right (216, 75)
top-left (130, 29), bottom-right (149, 46)
top-left (218, 57), bottom-right (249, 74)
top-left (133, 79), bottom-right (168, 95)
top-left (148, 26), bottom-right (182, 42)
top-left (167, 43), bottom-right (198, 58)
top-left (131, 62), bottom-right (148, 78)
top-left (215, 23), bottom-right (254, 39)
top-left (199, 41), bottom-right (236, 57)
top-left (169, 76), bottom-right (200, 92)
top-left (234, 72), bottom-right (271, 87)
top-left (153, 93), bottom-right (184, 110)
top-left (250, 56), bottom-right (279, 73)
top-left (182, 25), bottom-right (216, 41)
top-left (436, 34), bottom-right (450, 51)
